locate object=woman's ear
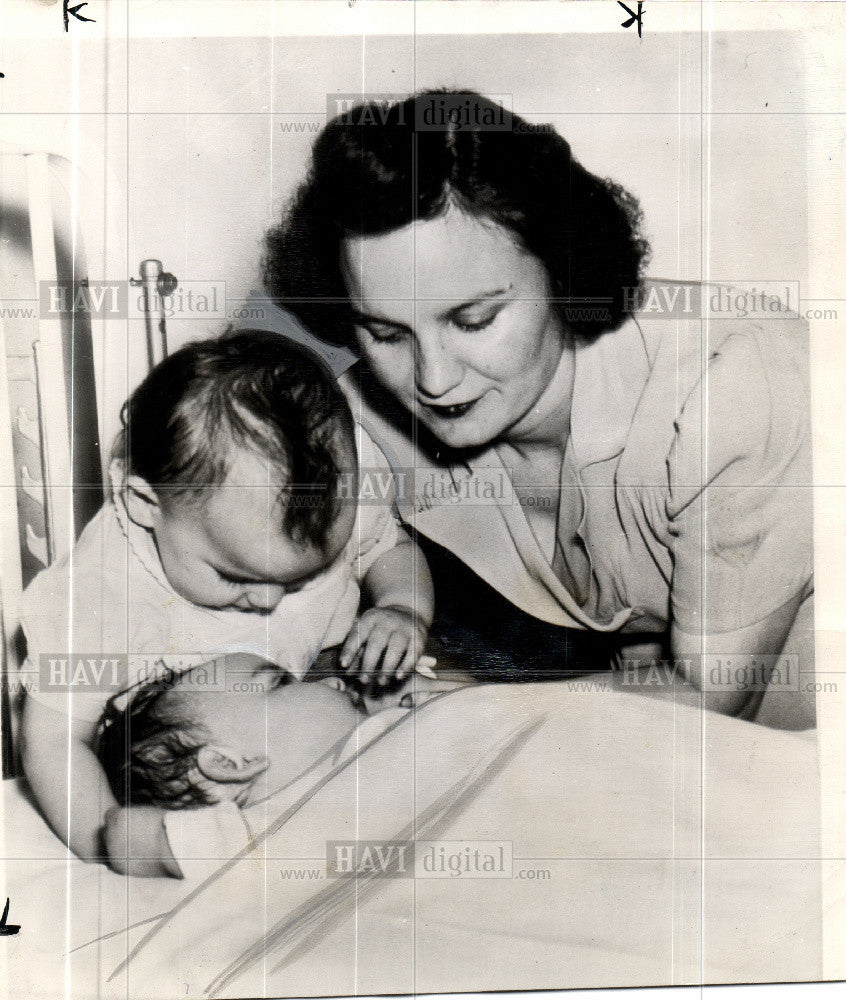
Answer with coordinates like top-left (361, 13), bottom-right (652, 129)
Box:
top-left (196, 746), bottom-right (269, 785)
top-left (124, 475), bottom-right (162, 530)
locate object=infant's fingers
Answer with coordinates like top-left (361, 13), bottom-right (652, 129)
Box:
top-left (376, 632), bottom-right (411, 684)
top-left (360, 627), bottom-right (394, 678)
top-left (340, 616), bottom-right (376, 671)
top-left (338, 626), bottom-right (360, 670)
top-left (395, 644), bottom-right (420, 682)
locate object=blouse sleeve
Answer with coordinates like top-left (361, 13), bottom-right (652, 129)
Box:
top-left (666, 326), bottom-right (813, 635)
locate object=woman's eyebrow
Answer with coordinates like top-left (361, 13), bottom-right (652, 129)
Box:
top-left (439, 285), bottom-right (513, 319)
top-left (352, 286), bottom-right (513, 325)
top-left (350, 309), bottom-right (407, 327)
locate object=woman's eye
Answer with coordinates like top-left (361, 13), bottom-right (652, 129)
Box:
top-left (357, 321), bottom-right (408, 344)
top-left (369, 328), bottom-right (406, 344)
top-left (453, 312), bottom-right (497, 333)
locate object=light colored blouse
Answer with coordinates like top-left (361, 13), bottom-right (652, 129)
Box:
top-left (343, 284), bottom-right (813, 639)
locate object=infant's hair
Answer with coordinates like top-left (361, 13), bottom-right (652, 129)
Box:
top-left (96, 669), bottom-right (293, 808)
top-left (96, 682), bottom-right (215, 808)
top-left (112, 328), bottom-right (355, 551)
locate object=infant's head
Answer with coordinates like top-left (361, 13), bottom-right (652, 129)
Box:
top-left (114, 329), bottom-right (357, 613)
top-left (96, 654), bottom-right (364, 808)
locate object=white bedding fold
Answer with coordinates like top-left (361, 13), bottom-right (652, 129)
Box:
top-left (1, 684), bottom-right (821, 999)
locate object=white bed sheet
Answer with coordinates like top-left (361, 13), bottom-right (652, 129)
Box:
top-left (0, 684), bottom-right (821, 999)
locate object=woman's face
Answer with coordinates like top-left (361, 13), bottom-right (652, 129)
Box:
top-left (340, 207), bottom-right (571, 451)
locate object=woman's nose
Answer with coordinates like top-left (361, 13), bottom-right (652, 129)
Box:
top-left (414, 329), bottom-right (463, 399)
top-left (245, 583), bottom-right (286, 612)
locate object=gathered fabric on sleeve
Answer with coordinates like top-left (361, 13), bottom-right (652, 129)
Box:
top-left (666, 324), bottom-right (813, 636)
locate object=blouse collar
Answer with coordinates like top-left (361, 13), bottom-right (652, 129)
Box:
top-left (454, 314), bottom-right (651, 481)
top-left (563, 315), bottom-right (652, 470)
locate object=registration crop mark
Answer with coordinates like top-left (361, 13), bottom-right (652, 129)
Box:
top-left (0, 898), bottom-right (20, 936)
top-left (618, 1), bottom-right (645, 39)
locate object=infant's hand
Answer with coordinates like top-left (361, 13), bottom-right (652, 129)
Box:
top-left (359, 671), bottom-right (471, 713)
top-left (340, 605), bottom-right (428, 687)
top-left (103, 805), bottom-right (182, 879)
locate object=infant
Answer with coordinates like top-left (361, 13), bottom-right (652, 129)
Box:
top-left (20, 330), bottom-right (433, 866)
top-left (96, 653), bottom-right (415, 877)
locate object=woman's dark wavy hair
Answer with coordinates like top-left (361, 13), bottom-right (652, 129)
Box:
top-left (263, 89), bottom-right (651, 346)
top-left (112, 328), bottom-right (354, 552)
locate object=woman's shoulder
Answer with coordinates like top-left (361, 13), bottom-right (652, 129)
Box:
top-left (636, 280), bottom-right (808, 367)
top-left (619, 284), bottom-right (810, 484)
top-left (635, 280), bottom-right (806, 399)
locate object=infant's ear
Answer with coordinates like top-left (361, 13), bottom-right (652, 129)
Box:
top-left (196, 746), bottom-right (269, 785)
top-left (124, 475), bottom-right (162, 530)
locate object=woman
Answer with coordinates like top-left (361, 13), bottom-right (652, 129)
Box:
top-left (263, 91), bottom-right (814, 727)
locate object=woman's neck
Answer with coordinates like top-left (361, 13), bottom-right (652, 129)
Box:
top-left (500, 345), bottom-right (576, 462)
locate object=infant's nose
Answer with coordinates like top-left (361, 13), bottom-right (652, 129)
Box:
top-left (245, 583), bottom-right (286, 612)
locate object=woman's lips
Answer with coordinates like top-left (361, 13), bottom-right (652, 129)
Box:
top-left (419, 397), bottom-right (481, 420)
